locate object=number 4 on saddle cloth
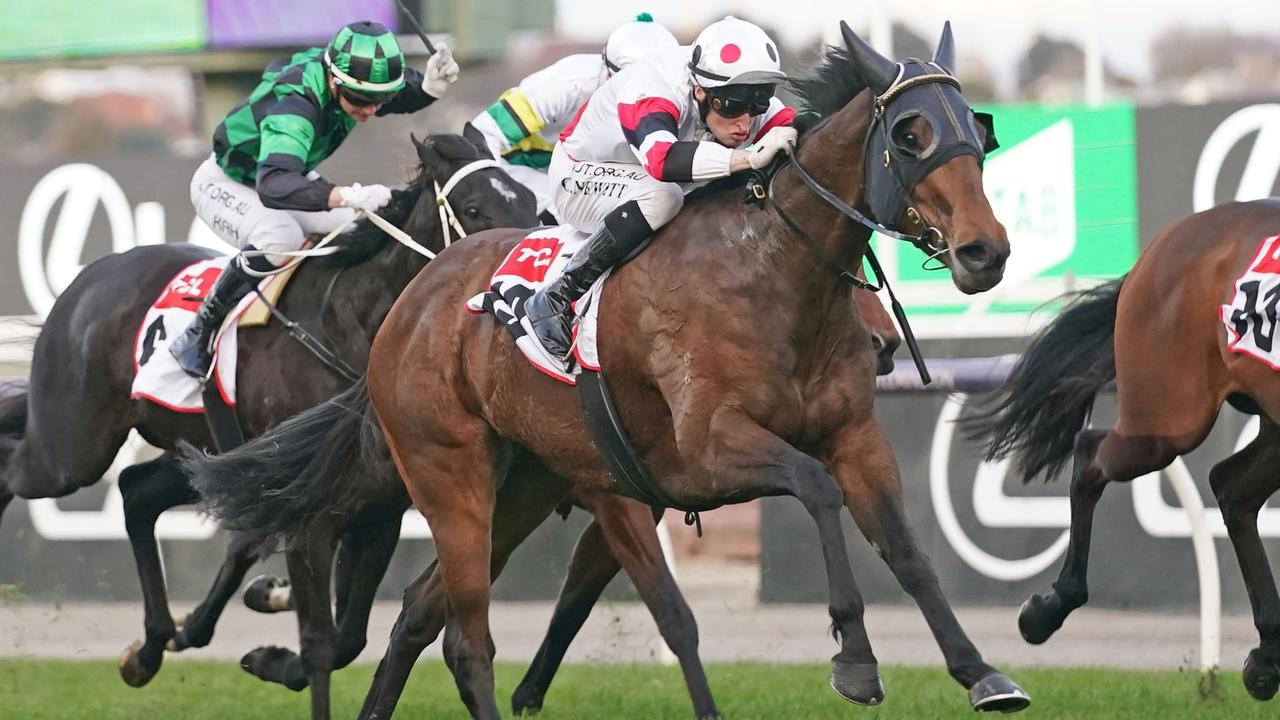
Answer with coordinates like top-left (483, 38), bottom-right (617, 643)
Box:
top-left (1223, 233), bottom-right (1280, 370)
top-left (466, 226), bottom-right (606, 383)
top-left (131, 256), bottom-right (292, 412)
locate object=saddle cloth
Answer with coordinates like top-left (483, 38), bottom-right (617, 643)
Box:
top-left (130, 256), bottom-right (288, 411)
top-left (1223, 233), bottom-right (1280, 371)
top-left (465, 226), bottom-right (606, 384)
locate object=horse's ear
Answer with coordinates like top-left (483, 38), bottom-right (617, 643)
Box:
top-left (462, 121), bottom-right (495, 160)
top-left (410, 132), bottom-right (424, 151)
top-left (839, 20), bottom-right (897, 95)
top-left (932, 21), bottom-right (956, 75)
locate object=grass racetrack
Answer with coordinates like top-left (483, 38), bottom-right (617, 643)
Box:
top-left (0, 660), bottom-right (1272, 719)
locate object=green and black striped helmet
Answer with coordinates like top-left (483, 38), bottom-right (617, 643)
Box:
top-left (324, 21), bottom-right (406, 99)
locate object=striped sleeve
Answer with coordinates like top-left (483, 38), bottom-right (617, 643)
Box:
top-left (482, 88), bottom-right (546, 150)
top-left (617, 97), bottom-right (732, 183)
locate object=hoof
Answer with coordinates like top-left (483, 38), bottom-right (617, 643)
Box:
top-left (1017, 594), bottom-right (1064, 645)
top-left (969, 672), bottom-right (1031, 713)
top-left (830, 660), bottom-right (884, 706)
top-left (118, 639), bottom-right (160, 688)
top-left (243, 575), bottom-right (293, 614)
top-left (511, 687), bottom-right (544, 716)
top-left (241, 646), bottom-right (307, 691)
top-left (1243, 648), bottom-right (1280, 701)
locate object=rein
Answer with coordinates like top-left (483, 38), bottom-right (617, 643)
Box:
top-left (232, 158), bottom-right (500, 380)
top-left (765, 159), bottom-right (932, 384)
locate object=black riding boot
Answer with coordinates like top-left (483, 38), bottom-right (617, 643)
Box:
top-left (525, 201), bottom-right (654, 359)
top-left (168, 255), bottom-right (263, 380)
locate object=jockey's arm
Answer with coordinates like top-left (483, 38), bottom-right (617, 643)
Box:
top-left (470, 55), bottom-right (593, 160)
top-left (374, 67), bottom-right (436, 116)
top-left (253, 97), bottom-right (337, 211)
top-left (623, 95), bottom-right (795, 182)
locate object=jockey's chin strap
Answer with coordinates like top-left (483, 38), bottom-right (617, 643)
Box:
top-left (434, 159), bottom-right (502, 246)
top-left (761, 154), bottom-right (932, 385)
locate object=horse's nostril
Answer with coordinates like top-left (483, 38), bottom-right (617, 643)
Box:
top-left (871, 333), bottom-right (885, 351)
top-left (956, 242), bottom-right (994, 270)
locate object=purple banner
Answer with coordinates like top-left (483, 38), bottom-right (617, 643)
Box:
top-left (207, 0), bottom-right (396, 49)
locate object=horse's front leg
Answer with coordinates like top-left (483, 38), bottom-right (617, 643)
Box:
top-left (824, 418), bottom-right (1030, 713)
top-left (688, 408), bottom-right (881, 705)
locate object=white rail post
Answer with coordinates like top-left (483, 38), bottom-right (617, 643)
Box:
top-left (1162, 459), bottom-right (1222, 695)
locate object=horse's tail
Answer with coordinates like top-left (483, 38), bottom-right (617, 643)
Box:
top-left (182, 378), bottom-right (394, 547)
top-left (964, 277), bottom-right (1124, 483)
top-left (0, 387), bottom-right (29, 491)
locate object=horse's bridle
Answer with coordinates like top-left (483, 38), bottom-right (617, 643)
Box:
top-left (762, 66), bottom-right (982, 385)
top-left (434, 158), bottom-right (502, 247)
top-left (774, 65), bottom-right (975, 267)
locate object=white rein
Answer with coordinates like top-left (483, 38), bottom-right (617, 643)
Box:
top-left (241, 158), bottom-right (502, 276)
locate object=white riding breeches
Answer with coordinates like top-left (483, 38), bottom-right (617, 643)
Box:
top-left (547, 145), bottom-right (684, 235)
top-left (190, 155), bottom-right (356, 266)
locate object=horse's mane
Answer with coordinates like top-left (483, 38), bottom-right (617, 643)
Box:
top-left (788, 46), bottom-right (870, 136)
top-left (323, 134), bottom-right (484, 266)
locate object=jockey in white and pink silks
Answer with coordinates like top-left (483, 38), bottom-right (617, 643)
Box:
top-left (466, 14), bottom-right (680, 221)
top-left (524, 16), bottom-right (799, 359)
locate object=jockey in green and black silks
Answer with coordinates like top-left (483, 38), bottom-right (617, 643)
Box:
top-left (170, 20), bottom-right (460, 380)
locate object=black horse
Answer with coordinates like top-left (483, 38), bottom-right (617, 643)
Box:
top-left (0, 134), bottom-right (537, 709)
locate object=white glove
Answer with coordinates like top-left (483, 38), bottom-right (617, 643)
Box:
top-left (423, 46), bottom-right (460, 98)
top-left (337, 183), bottom-right (393, 213)
top-left (747, 126), bottom-right (798, 170)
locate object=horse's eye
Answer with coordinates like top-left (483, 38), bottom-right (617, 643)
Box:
top-left (464, 207), bottom-right (481, 219)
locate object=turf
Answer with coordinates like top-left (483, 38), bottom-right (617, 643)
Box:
top-left (0, 659), bottom-right (1272, 719)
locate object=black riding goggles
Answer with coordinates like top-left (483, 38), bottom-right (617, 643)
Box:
top-left (338, 86), bottom-right (394, 109)
top-left (707, 84), bottom-right (774, 119)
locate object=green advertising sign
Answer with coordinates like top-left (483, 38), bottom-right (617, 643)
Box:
top-left (0, 2), bottom-right (206, 60)
top-left (876, 101), bottom-right (1139, 337)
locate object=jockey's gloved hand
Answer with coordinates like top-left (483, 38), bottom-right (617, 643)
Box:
top-left (423, 46), bottom-right (460, 98)
top-left (337, 183), bottom-right (393, 213)
top-left (747, 126), bottom-right (798, 170)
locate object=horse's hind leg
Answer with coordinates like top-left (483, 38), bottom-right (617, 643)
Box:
top-left (358, 434), bottom-right (503, 720)
top-left (828, 419), bottom-right (1027, 712)
top-left (331, 513), bottom-right (402, 669)
top-left (1210, 418), bottom-right (1280, 700)
top-left (1019, 427), bottom-right (1190, 644)
top-left (169, 531), bottom-right (263, 651)
top-left (438, 457), bottom-right (571, 718)
top-left (512, 511), bottom-right (625, 715)
top-left (518, 492), bottom-right (719, 720)
top-left (118, 452), bottom-right (199, 687)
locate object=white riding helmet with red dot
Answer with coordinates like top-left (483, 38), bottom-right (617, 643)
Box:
top-left (689, 16), bottom-right (787, 88)
top-left (603, 13), bottom-right (680, 74)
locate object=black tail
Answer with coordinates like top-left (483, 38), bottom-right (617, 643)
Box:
top-left (0, 387), bottom-right (29, 475)
top-left (182, 378), bottom-right (396, 547)
top-left (964, 278), bottom-right (1124, 482)
top-left (0, 389), bottom-right (27, 438)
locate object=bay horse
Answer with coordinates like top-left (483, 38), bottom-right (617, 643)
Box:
top-left (235, 285), bottom-right (899, 720)
top-left (190, 22), bottom-right (1028, 718)
top-left (0, 134), bottom-right (537, 704)
top-left (967, 197), bottom-right (1280, 701)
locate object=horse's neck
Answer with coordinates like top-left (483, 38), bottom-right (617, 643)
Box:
top-left (764, 95), bottom-right (874, 311)
top-left (351, 229), bottom-right (434, 341)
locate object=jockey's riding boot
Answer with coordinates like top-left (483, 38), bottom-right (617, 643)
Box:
top-left (526, 201), bottom-right (654, 360)
top-left (168, 255), bottom-right (264, 381)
